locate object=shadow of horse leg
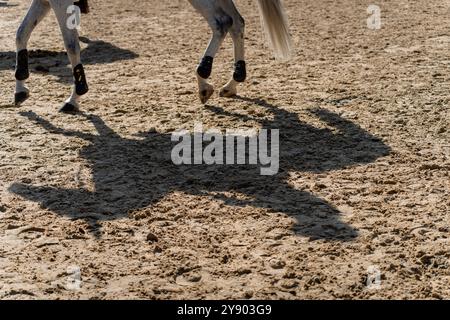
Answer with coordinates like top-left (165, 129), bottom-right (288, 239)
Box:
top-left (244, 178), bottom-right (358, 241)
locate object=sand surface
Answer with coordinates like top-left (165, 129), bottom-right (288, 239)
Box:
top-left (0, 0), bottom-right (449, 299)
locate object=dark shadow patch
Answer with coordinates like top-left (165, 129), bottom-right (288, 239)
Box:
top-left (9, 99), bottom-right (391, 241)
top-left (0, 38), bottom-right (139, 83)
top-left (0, 1), bottom-right (18, 8)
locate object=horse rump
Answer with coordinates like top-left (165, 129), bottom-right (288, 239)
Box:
top-left (74, 0), bottom-right (89, 14)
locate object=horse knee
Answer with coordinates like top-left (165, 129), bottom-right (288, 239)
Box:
top-left (231, 16), bottom-right (245, 37)
top-left (213, 14), bottom-right (233, 38)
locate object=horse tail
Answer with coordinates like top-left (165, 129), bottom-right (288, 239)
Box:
top-left (75, 0), bottom-right (90, 14)
top-left (256, 0), bottom-right (292, 60)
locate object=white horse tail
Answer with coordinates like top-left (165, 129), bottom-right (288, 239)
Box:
top-left (256, 0), bottom-right (292, 60)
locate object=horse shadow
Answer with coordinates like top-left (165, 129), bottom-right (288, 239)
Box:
top-left (0, 1), bottom-right (18, 8)
top-left (9, 98), bottom-right (391, 241)
top-left (0, 37), bottom-right (139, 83)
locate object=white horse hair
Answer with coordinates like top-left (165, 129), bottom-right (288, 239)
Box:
top-left (189, 0), bottom-right (292, 103)
top-left (14, 0), bottom-right (89, 112)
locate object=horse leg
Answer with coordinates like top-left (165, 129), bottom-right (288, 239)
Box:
top-left (189, 0), bottom-right (232, 104)
top-left (14, 0), bottom-right (51, 106)
top-left (219, 0), bottom-right (246, 98)
top-left (49, 0), bottom-right (88, 113)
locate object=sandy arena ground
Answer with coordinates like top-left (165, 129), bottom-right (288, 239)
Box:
top-left (0, 0), bottom-right (449, 299)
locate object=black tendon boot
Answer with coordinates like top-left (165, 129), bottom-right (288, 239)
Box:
top-left (197, 56), bottom-right (214, 79)
top-left (15, 49), bottom-right (29, 81)
top-left (73, 64), bottom-right (89, 96)
top-left (233, 60), bottom-right (246, 83)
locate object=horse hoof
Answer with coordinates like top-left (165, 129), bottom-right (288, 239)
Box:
top-left (14, 91), bottom-right (30, 106)
top-left (199, 86), bottom-right (214, 104)
top-left (219, 87), bottom-right (237, 98)
top-left (59, 103), bottom-right (78, 113)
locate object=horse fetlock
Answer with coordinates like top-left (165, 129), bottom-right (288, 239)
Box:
top-left (220, 81), bottom-right (238, 98)
top-left (15, 49), bottom-right (30, 81)
top-left (73, 64), bottom-right (89, 96)
top-left (197, 56), bottom-right (214, 79)
top-left (60, 96), bottom-right (80, 113)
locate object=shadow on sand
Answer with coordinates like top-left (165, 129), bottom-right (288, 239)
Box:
top-left (0, 37), bottom-right (139, 83)
top-left (9, 97), bottom-right (391, 241)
